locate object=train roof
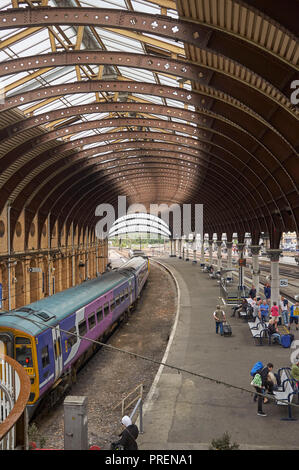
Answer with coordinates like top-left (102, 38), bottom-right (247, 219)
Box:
top-left (0, 269), bottom-right (131, 337)
top-left (118, 256), bottom-right (148, 271)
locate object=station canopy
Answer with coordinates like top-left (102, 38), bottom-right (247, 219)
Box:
top-left (109, 212), bottom-right (171, 238)
top-left (0, 0), bottom-right (298, 242)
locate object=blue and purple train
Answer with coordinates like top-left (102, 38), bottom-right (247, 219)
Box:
top-left (0, 256), bottom-right (149, 417)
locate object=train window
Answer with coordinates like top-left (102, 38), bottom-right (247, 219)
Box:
top-left (66, 327), bottom-right (77, 348)
top-left (41, 345), bottom-right (50, 368)
top-left (88, 313), bottom-right (96, 330)
top-left (103, 303), bottom-right (109, 316)
top-left (78, 320), bottom-right (87, 337)
top-left (110, 299), bottom-right (115, 311)
top-left (96, 307), bottom-right (103, 323)
top-left (115, 296), bottom-right (120, 305)
top-left (15, 337), bottom-right (31, 344)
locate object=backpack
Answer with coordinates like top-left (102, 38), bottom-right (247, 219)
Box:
top-left (281, 334), bottom-right (293, 348)
top-left (250, 361), bottom-right (263, 377)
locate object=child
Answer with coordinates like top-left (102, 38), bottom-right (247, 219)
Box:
top-left (270, 301), bottom-right (279, 325)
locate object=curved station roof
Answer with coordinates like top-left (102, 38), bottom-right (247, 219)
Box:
top-left (109, 213), bottom-right (171, 237)
top-left (0, 0), bottom-right (298, 245)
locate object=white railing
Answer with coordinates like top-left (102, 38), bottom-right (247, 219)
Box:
top-left (0, 354), bottom-right (31, 450)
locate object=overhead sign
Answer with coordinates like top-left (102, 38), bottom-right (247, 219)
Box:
top-left (280, 279), bottom-right (288, 287)
top-left (28, 267), bottom-right (42, 273)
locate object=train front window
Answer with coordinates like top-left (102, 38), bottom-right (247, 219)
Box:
top-left (15, 337), bottom-right (33, 367)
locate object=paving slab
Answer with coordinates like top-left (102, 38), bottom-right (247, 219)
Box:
top-left (138, 258), bottom-right (299, 450)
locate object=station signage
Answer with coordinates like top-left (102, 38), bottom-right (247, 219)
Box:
top-left (238, 258), bottom-right (246, 267)
top-left (280, 279), bottom-right (288, 287)
top-left (28, 267), bottom-right (42, 273)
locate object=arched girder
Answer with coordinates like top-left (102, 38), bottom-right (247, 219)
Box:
top-left (1, 101), bottom-right (296, 205)
top-left (1, 6), bottom-right (296, 73)
top-left (40, 163), bottom-right (264, 238)
top-left (75, 178), bottom-right (256, 237)
top-left (0, 51), bottom-right (297, 126)
top-left (16, 137), bottom-right (278, 233)
top-left (16, 150), bottom-right (268, 248)
top-left (2, 80), bottom-right (296, 154)
top-left (1, 109), bottom-right (294, 230)
top-left (10, 129), bottom-right (288, 242)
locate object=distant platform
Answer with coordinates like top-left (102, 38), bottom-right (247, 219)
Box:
top-left (138, 258), bottom-right (299, 450)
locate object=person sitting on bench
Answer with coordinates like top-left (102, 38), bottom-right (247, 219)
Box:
top-left (231, 298), bottom-right (248, 318)
top-left (267, 319), bottom-right (281, 345)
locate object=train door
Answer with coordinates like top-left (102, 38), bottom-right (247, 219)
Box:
top-left (0, 332), bottom-right (13, 357)
top-left (129, 280), bottom-right (133, 304)
top-left (52, 326), bottom-right (63, 381)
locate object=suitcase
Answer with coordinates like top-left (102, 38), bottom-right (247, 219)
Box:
top-left (223, 322), bottom-right (232, 336)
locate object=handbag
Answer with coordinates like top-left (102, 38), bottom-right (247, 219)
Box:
top-left (110, 442), bottom-right (124, 450)
top-left (251, 373), bottom-right (262, 387)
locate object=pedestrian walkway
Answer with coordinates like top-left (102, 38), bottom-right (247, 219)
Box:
top-left (138, 258), bottom-right (299, 450)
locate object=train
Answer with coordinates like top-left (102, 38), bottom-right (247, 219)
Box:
top-left (0, 256), bottom-right (149, 418)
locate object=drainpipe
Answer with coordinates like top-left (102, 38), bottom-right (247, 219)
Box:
top-left (7, 204), bottom-right (11, 311)
top-left (48, 213), bottom-right (51, 296)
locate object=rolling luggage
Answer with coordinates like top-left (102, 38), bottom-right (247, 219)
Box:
top-left (223, 322), bottom-right (232, 336)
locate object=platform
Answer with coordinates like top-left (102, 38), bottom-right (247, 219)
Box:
top-left (138, 258), bottom-right (299, 450)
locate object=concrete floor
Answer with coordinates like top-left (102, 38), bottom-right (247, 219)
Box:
top-left (138, 258), bottom-right (299, 450)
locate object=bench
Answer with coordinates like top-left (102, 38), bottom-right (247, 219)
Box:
top-left (274, 368), bottom-right (299, 420)
top-left (248, 317), bottom-right (269, 345)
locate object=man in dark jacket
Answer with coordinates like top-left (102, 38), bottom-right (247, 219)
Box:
top-left (254, 363), bottom-right (274, 417)
top-left (114, 415), bottom-right (139, 450)
top-left (249, 285), bottom-right (256, 299)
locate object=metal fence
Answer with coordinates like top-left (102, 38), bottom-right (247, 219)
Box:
top-left (0, 354), bottom-right (31, 450)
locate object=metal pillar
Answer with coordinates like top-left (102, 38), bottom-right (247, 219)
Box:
top-left (250, 245), bottom-right (261, 296)
top-left (178, 239), bottom-right (182, 259)
top-left (216, 240), bottom-right (222, 270)
top-left (237, 242), bottom-right (245, 290)
top-left (64, 396), bottom-right (88, 450)
top-left (200, 241), bottom-right (205, 264)
top-left (267, 249), bottom-right (282, 307)
top-left (208, 239), bottom-right (213, 265)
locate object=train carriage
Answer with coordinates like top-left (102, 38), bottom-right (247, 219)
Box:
top-left (0, 257), bottom-right (149, 417)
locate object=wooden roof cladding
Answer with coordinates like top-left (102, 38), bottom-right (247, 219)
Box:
top-left (0, 0), bottom-right (298, 240)
top-left (175, 0), bottom-right (299, 235)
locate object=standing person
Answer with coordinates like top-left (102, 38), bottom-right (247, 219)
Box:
top-left (270, 301), bottom-right (279, 325)
top-left (264, 283), bottom-right (271, 302)
top-left (290, 302), bottom-right (299, 331)
top-left (291, 360), bottom-right (299, 389)
top-left (252, 298), bottom-right (261, 319)
top-left (259, 299), bottom-right (270, 323)
top-left (253, 363), bottom-right (275, 416)
top-left (280, 296), bottom-right (289, 328)
top-left (213, 305), bottom-right (226, 335)
top-left (249, 285), bottom-right (256, 299)
top-left (112, 415), bottom-right (139, 450)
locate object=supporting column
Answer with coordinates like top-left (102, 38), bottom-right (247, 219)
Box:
top-left (208, 239), bottom-right (213, 266)
top-left (267, 249), bottom-right (282, 307)
top-left (237, 242), bottom-right (245, 290)
top-left (192, 238), bottom-right (197, 264)
top-left (250, 245), bottom-right (261, 296)
top-left (226, 241), bottom-right (233, 270)
top-left (169, 238), bottom-right (176, 257)
top-left (216, 240), bottom-right (222, 270)
top-left (178, 239), bottom-right (182, 259)
top-left (185, 240), bottom-right (189, 261)
top-left (200, 240), bottom-right (205, 265)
